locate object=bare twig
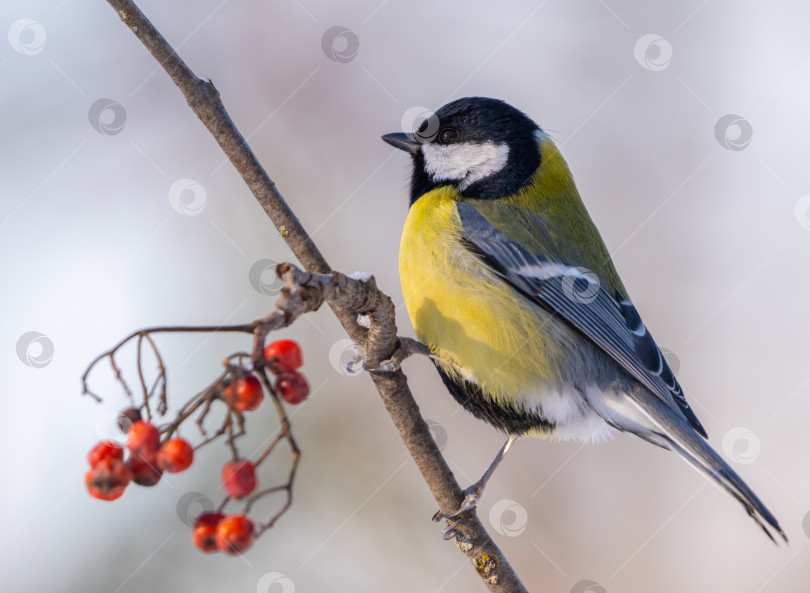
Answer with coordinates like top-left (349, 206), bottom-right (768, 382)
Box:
top-left (248, 366), bottom-right (301, 536)
top-left (101, 2), bottom-right (528, 590)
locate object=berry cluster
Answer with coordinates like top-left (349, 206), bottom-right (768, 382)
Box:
top-left (223, 340), bottom-right (310, 410)
top-left (263, 339), bottom-right (310, 404)
top-left (86, 413), bottom-right (193, 501)
top-left (193, 513), bottom-right (255, 555)
top-left (84, 338), bottom-right (307, 556)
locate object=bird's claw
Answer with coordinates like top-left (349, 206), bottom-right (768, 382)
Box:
top-left (366, 337), bottom-right (432, 374)
top-left (431, 487), bottom-right (482, 538)
top-left (441, 519), bottom-right (461, 540)
top-left (367, 358), bottom-right (400, 373)
top-left (431, 511), bottom-right (462, 539)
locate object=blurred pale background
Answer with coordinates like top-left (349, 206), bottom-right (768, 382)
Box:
top-left (2, 0), bottom-right (809, 591)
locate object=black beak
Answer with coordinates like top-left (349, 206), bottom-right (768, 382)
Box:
top-left (381, 132), bottom-right (421, 154)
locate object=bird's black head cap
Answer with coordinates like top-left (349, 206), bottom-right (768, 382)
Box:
top-left (383, 97), bottom-right (542, 204)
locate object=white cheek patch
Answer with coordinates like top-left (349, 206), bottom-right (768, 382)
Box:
top-left (421, 141), bottom-right (509, 191)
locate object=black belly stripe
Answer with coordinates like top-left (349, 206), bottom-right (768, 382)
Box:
top-left (434, 362), bottom-right (555, 436)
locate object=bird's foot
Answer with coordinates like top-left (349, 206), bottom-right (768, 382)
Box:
top-left (367, 337), bottom-right (432, 373)
top-left (431, 486), bottom-right (482, 540)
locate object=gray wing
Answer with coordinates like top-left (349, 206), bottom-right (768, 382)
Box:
top-left (456, 202), bottom-right (707, 437)
top-left (456, 203), bottom-right (787, 542)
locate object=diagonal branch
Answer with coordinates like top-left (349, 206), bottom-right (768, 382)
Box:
top-left (103, 1), bottom-right (528, 591)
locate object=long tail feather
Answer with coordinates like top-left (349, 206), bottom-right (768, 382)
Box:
top-left (625, 388), bottom-right (786, 543)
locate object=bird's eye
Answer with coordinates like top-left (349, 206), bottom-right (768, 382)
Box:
top-left (439, 128), bottom-right (459, 144)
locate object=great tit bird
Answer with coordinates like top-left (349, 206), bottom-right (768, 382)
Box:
top-left (382, 97), bottom-right (785, 542)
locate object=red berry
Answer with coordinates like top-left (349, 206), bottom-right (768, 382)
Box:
top-left (263, 339), bottom-right (303, 374)
top-left (126, 454), bottom-right (163, 486)
top-left (156, 438), bottom-right (194, 473)
top-left (192, 512), bottom-right (224, 553)
top-left (221, 460), bottom-right (257, 499)
top-left (275, 371), bottom-right (309, 405)
top-left (87, 441), bottom-right (124, 467)
top-left (86, 457), bottom-right (131, 501)
top-left (127, 421), bottom-right (160, 458)
top-left (215, 515), bottom-right (255, 555)
top-left (225, 375), bottom-right (264, 412)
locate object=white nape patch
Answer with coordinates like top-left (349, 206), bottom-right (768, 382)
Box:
top-left (349, 271), bottom-right (372, 282)
top-left (421, 141), bottom-right (509, 191)
top-left (534, 128), bottom-right (551, 144)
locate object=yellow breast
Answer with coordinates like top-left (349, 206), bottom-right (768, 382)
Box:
top-left (398, 186), bottom-right (565, 405)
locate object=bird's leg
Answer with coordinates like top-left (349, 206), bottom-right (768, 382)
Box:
top-left (433, 435), bottom-right (519, 537)
top-left (367, 336), bottom-right (432, 373)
